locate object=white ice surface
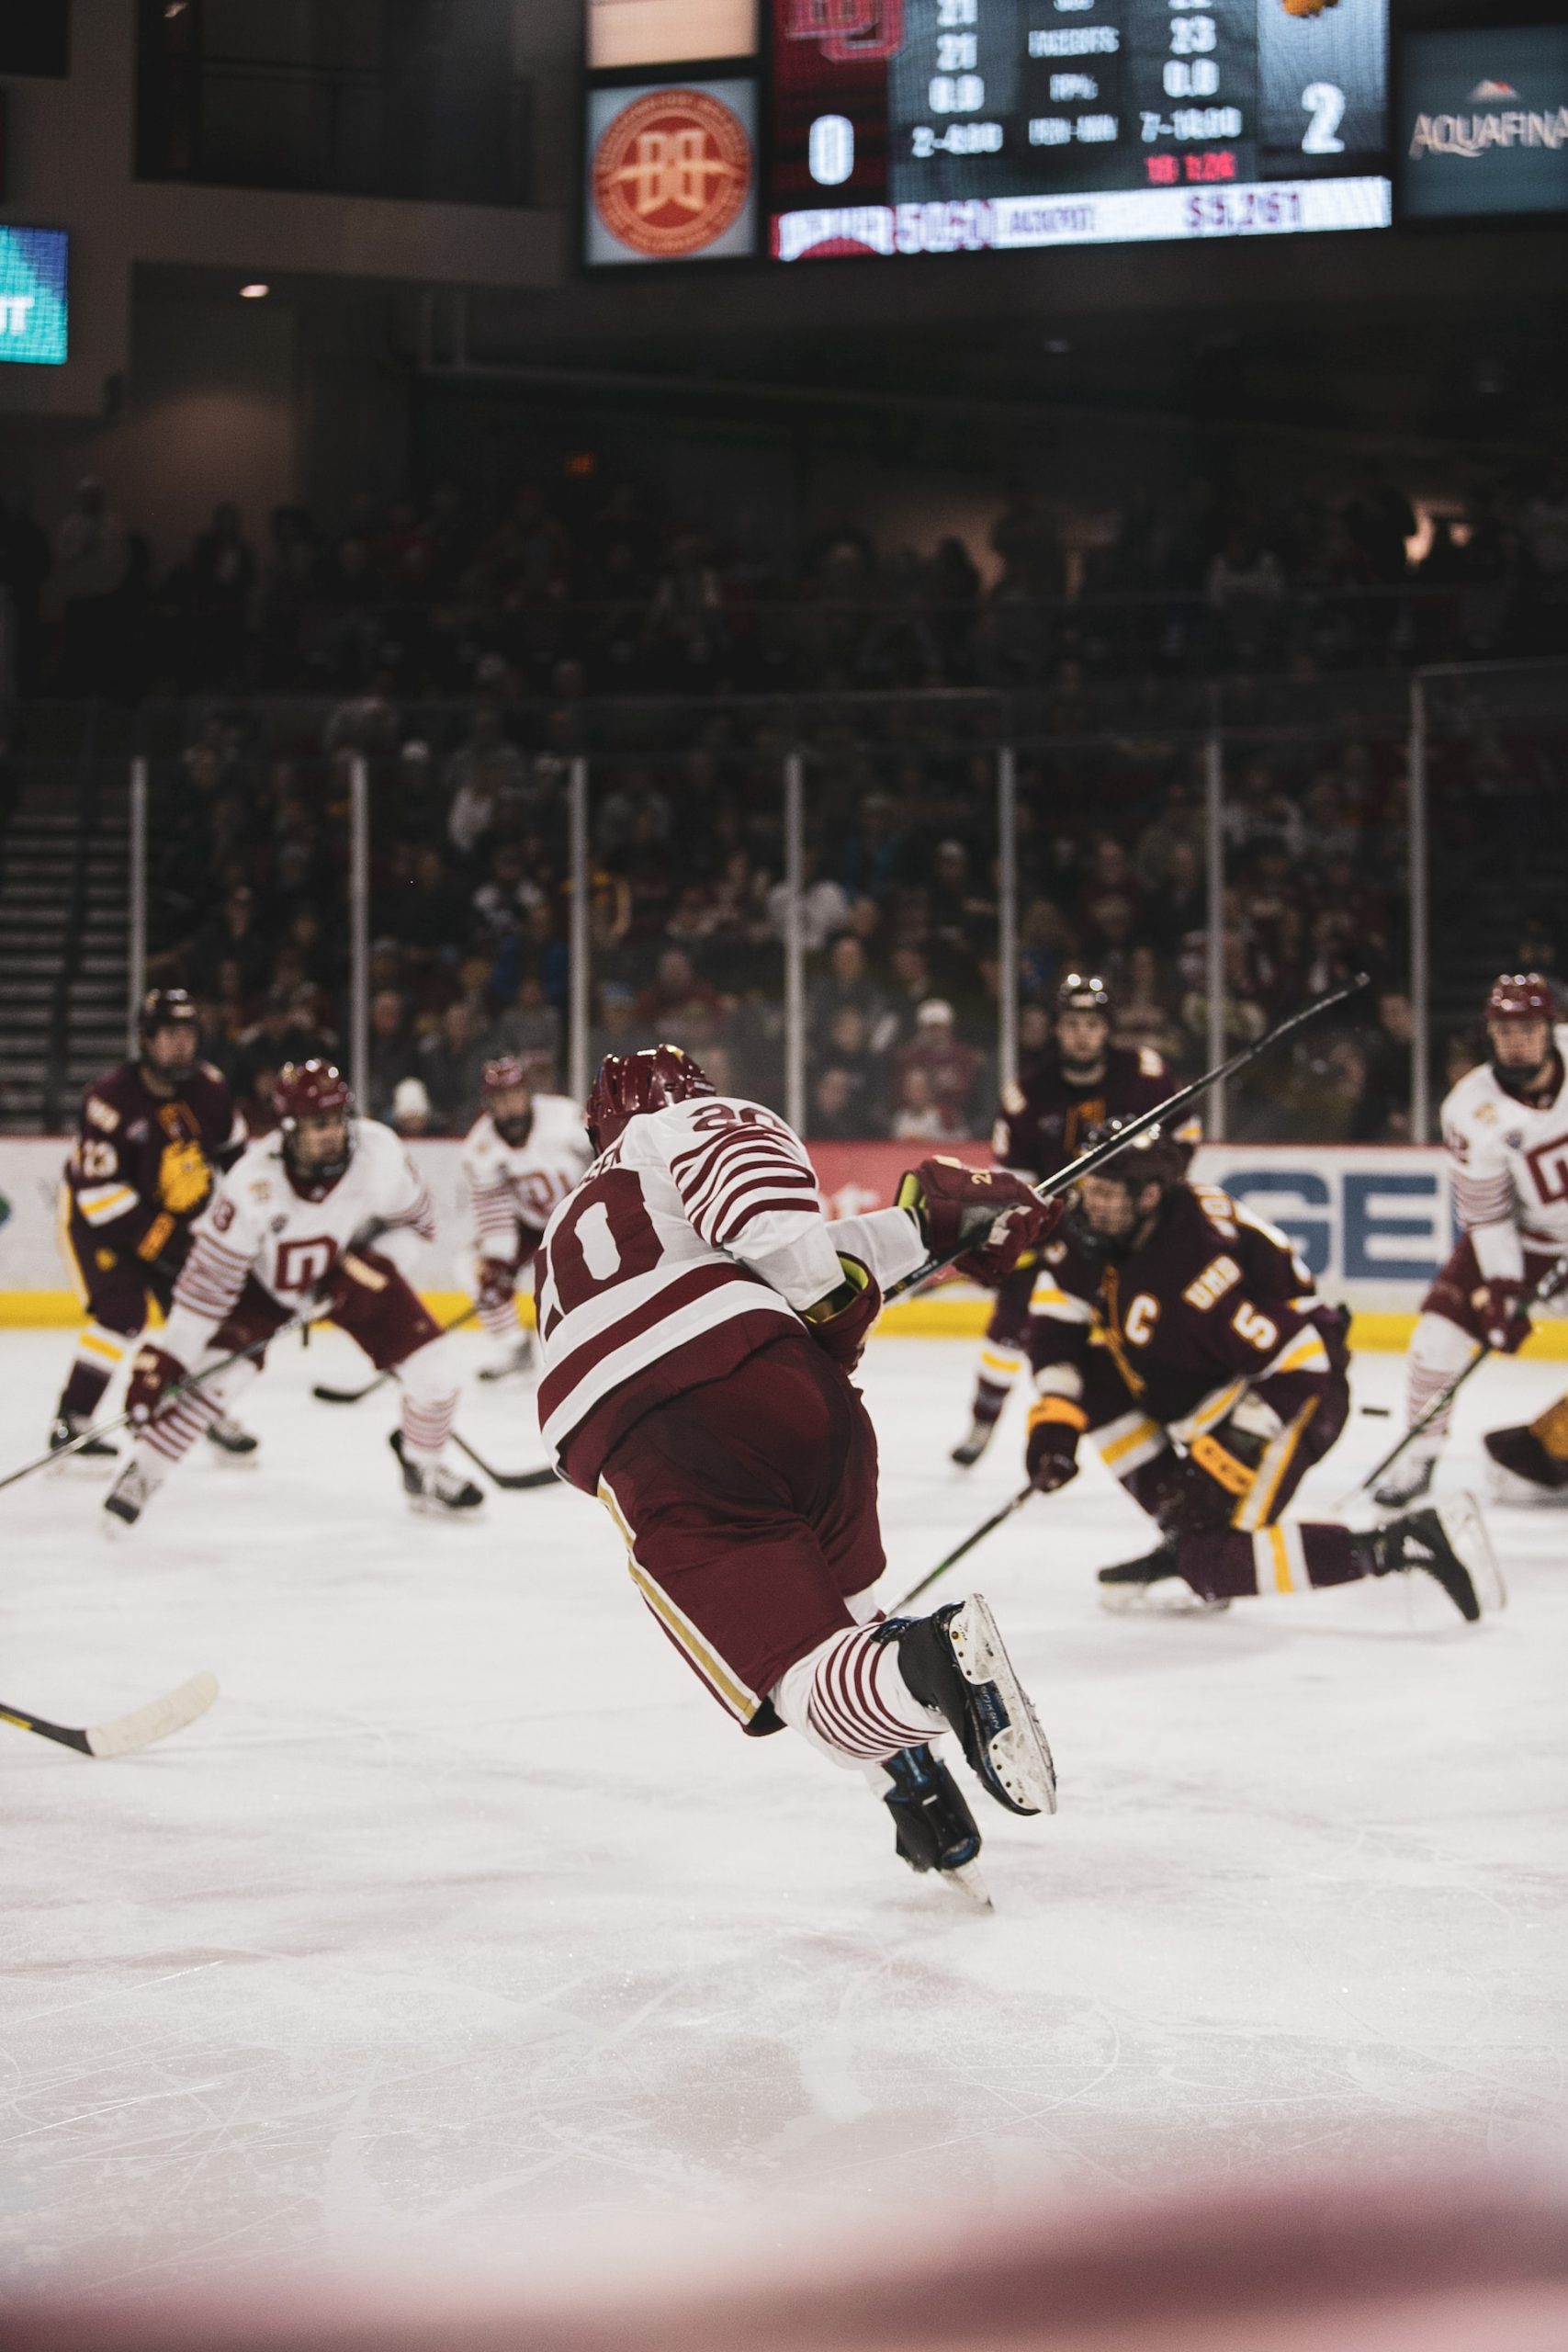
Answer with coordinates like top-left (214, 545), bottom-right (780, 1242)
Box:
top-left (1, 1331), bottom-right (1565, 2303)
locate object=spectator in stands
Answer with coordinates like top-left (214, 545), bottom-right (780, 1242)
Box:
top-left (52, 477), bottom-right (129, 697)
top-left (418, 998), bottom-right (491, 1132)
top-left (890, 1064), bottom-right (967, 1143)
top-left (366, 987), bottom-right (416, 1122)
top-left (809, 1066), bottom-right (864, 1141)
top-left (1112, 945), bottom-right (1185, 1066)
top-left (390, 1077), bottom-right (434, 1138)
top-left (895, 999), bottom-right (981, 1136)
top-left (394, 844), bottom-right (470, 964)
top-left (485, 973), bottom-right (561, 1077)
top-left (1353, 987), bottom-right (1415, 1141)
top-left (819, 1006), bottom-right (887, 1134)
top-left (809, 933), bottom-right (895, 1058)
top-left (183, 502), bottom-right (256, 685)
top-left (765, 847), bottom-right (851, 953)
top-left (189, 881), bottom-right (270, 999)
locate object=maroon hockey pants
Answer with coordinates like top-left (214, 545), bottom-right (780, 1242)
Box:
top-left (595, 1332), bottom-right (886, 1734)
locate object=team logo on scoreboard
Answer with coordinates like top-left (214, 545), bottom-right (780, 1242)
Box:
top-left (592, 88), bottom-right (752, 257)
top-left (784, 0), bottom-right (904, 65)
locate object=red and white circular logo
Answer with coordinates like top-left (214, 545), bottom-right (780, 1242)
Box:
top-left (593, 88), bottom-right (752, 258)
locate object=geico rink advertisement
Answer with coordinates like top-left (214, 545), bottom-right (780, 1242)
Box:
top-left (4, 1134), bottom-right (1561, 1339)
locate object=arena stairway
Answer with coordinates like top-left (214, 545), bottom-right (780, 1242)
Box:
top-left (0, 717), bottom-right (130, 1135)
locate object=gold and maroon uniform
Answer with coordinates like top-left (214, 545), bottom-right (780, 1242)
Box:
top-left (58, 1057), bottom-right (243, 1421)
top-left (1026, 1181), bottom-right (1365, 1601)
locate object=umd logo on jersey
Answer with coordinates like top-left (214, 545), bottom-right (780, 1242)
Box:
top-left (593, 89), bottom-right (751, 257)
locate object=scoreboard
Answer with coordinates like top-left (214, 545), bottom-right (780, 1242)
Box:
top-left (769, 0), bottom-right (1390, 260)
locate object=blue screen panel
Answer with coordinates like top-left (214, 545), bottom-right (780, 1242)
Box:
top-left (0, 227), bottom-right (69, 367)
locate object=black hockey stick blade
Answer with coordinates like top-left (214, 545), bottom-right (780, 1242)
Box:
top-left (312, 1301), bottom-right (485, 1407)
top-left (884, 973), bottom-right (1372, 1306)
top-left (896, 1486), bottom-right (1034, 1609)
top-left (448, 1430), bottom-right (558, 1491)
top-left (0, 1670), bottom-right (219, 1759)
top-left (312, 1371), bottom-right (394, 1406)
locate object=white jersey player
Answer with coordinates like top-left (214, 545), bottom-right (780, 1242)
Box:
top-left (462, 1057), bottom-right (591, 1381)
top-left (1377, 974), bottom-right (1568, 1507)
top-left (530, 1043), bottom-right (1060, 1902)
top-left (104, 1059), bottom-right (482, 1530)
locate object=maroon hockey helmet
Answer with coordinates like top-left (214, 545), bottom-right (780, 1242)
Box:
top-left (587, 1045), bottom-right (716, 1152)
top-left (276, 1058), bottom-right (354, 1185)
top-left (482, 1055), bottom-right (529, 1099)
top-left (1055, 971), bottom-right (1112, 1017)
top-left (1485, 972), bottom-right (1553, 1024)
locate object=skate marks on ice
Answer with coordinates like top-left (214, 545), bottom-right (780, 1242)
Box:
top-left (0, 1333), bottom-right (1565, 2291)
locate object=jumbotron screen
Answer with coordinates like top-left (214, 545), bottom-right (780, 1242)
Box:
top-left (770, 0), bottom-right (1391, 261)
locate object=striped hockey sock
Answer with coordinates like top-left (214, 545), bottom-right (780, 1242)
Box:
top-left (400, 1389), bottom-right (457, 1464)
top-left (1404, 1312), bottom-right (1477, 1447)
top-left (773, 1623), bottom-right (946, 1770)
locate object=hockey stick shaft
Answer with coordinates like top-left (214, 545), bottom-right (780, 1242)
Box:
top-left (312, 1300), bottom-right (483, 1405)
top-left (896, 1486), bottom-right (1034, 1608)
top-left (446, 1429), bottom-right (557, 1490)
top-left (0, 1314), bottom-right (315, 1493)
top-left (1356, 1244), bottom-right (1568, 1496)
top-left (883, 973), bottom-right (1372, 1306)
top-left (0, 1669), bottom-right (218, 1758)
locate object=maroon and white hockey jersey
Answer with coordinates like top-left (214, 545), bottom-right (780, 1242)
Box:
top-left (461, 1094), bottom-right (592, 1262)
top-left (534, 1095), bottom-right (927, 1491)
top-left (163, 1120), bottom-right (437, 1361)
top-left (1441, 1025), bottom-right (1568, 1281)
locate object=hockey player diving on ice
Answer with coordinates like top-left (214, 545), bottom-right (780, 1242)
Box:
top-left (1017, 1122), bottom-right (1502, 1621)
top-left (533, 1044), bottom-right (1061, 1903)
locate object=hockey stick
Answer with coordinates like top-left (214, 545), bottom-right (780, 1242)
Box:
top-left (0, 1669), bottom-right (219, 1759)
top-left (312, 1300), bottom-right (483, 1405)
top-left (0, 1313), bottom-right (317, 1494)
top-left (1355, 1243), bottom-right (1568, 1498)
top-left (883, 973), bottom-right (1372, 1306)
top-left (895, 1486), bottom-right (1034, 1609)
top-left (447, 1429), bottom-right (557, 1491)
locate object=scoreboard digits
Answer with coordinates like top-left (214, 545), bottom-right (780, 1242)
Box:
top-left (771, 0), bottom-right (1389, 259)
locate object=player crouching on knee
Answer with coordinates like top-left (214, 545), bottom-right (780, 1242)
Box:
top-left (1019, 1122), bottom-right (1502, 1624)
top-left (534, 1047), bottom-right (1061, 1901)
top-left (104, 1060), bottom-right (481, 1532)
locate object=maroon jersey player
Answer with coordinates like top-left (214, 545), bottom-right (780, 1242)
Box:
top-left (534, 1045), bottom-right (1060, 1903)
top-left (50, 989), bottom-right (251, 1467)
top-left (1020, 1124), bottom-right (1501, 1622)
top-left (953, 973), bottom-right (1175, 1469)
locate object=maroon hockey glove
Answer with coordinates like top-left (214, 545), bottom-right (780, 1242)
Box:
top-left (126, 1341), bottom-right (186, 1428)
top-left (477, 1256), bottom-right (518, 1317)
top-left (897, 1159), bottom-right (1063, 1283)
top-left (321, 1245), bottom-right (399, 1317)
top-left (1025, 1397), bottom-right (1087, 1493)
top-left (803, 1255), bottom-right (882, 1371)
top-left (1478, 1278), bottom-right (1530, 1352)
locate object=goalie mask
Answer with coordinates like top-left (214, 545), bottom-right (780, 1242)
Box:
top-left (586, 1045), bottom-right (716, 1153)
